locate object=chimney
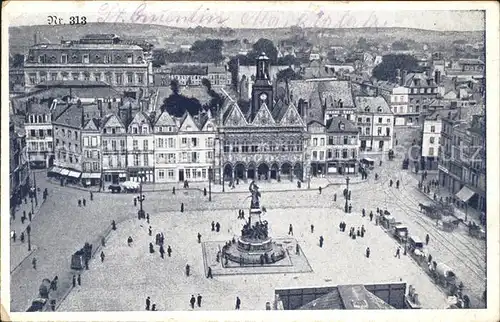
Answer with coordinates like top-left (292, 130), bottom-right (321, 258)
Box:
top-left (97, 100), bottom-right (103, 118)
top-left (339, 99), bottom-right (343, 108)
top-left (434, 70), bottom-right (441, 84)
top-left (401, 70), bottom-right (407, 86)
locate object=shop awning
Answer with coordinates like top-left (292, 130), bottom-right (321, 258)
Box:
top-left (30, 155), bottom-right (46, 161)
top-left (49, 166), bottom-right (62, 174)
top-left (60, 169), bottom-right (70, 176)
top-left (81, 173), bottom-right (102, 179)
top-left (67, 171), bottom-right (81, 178)
top-left (456, 186), bottom-right (475, 202)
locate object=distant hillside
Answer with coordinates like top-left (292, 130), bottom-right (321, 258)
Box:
top-left (9, 23), bottom-right (484, 54)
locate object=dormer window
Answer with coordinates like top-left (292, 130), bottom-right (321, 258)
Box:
top-left (377, 107), bottom-right (383, 112)
top-left (339, 122), bottom-right (345, 130)
top-left (132, 126), bottom-right (138, 134)
top-left (142, 126), bottom-right (148, 133)
top-left (365, 106), bottom-right (370, 112)
top-left (186, 125), bottom-right (192, 131)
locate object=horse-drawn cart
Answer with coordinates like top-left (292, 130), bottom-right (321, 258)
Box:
top-left (418, 203), bottom-right (442, 220)
top-left (468, 222), bottom-right (486, 240)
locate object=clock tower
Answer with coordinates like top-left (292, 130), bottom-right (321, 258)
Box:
top-left (251, 52), bottom-right (274, 119)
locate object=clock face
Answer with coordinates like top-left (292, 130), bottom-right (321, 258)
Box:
top-left (259, 93), bottom-right (268, 101)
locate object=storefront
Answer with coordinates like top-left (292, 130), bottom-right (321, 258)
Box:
top-left (178, 167), bottom-right (210, 182)
top-left (81, 172), bottom-right (102, 187)
top-left (326, 160), bottom-right (358, 175)
top-left (128, 168), bottom-right (154, 183)
top-left (103, 171), bottom-right (128, 184)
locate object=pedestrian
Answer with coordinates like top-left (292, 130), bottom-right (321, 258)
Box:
top-left (100, 251), bottom-right (105, 262)
top-left (20, 232), bottom-right (25, 243)
top-left (51, 276), bottom-right (58, 291)
top-left (72, 275), bottom-right (76, 287)
top-left (149, 243), bottom-right (155, 253)
top-left (296, 243), bottom-right (300, 255)
top-left (112, 220), bottom-right (117, 230)
top-left (319, 186), bottom-right (322, 194)
top-left (348, 190), bottom-right (351, 200)
top-left (366, 247), bottom-right (370, 258)
top-left (32, 257), bottom-right (37, 269)
top-left (428, 254), bottom-right (433, 263)
top-left (375, 173), bottom-right (378, 180)
top-left (357, 227), bottom-right (360, 237)
top-left (362, 208), bottom-right (366, 217)
top-left (211, 221), bottom-right (215, 231)
top-left (83, 198), bottom-right (86, 206)
top-left (197, 294), bottom-right (202, 307)
top-left (160, 245), bottom-right (165, 258)
top-left (78, 199), bottom-right (81, 207)
top-left (241, 210), bottom-right (245, 219)
top-left (379, 160), bottom-right (382, 166)
top-left (197, 233), bottom-right (202, 243)
top-left (167, 245), bottom-right (172, 257)
top-left (376, 207), bottom-right (380, 214)
top-left (172, 186), bottom-right (176, 194)
top-left (151, 304), bottom-right (157, 311)
top-left (348, 203), bottom-right (352, 213)
top-left (216, 222), bottom-right (220, 232)
top-left (396, 180), bottom-right (400, 189)
top-left (134, 198), bottom-right (137, 206)
top-left (339, 222), bottom-right (343, 231)
top-left (181, 203), bottom-right (184, 213)
top-left (310, 224), bottom-right (314, 233)
top-left (145, 297), bottom-right (151, 310)
top-left (361, 226), bottom-right (365, 238)
top-left (11, 230), bottom-right (16, 242)
top-left (333, 193), bottom-right (337, 202)
top-left (90, 191), bottom-right (93, 201)
top-left (348, 226), bottom-right (352, 237)
top-left (369, 211), bottom-right (373, 221)
top-left (146, 213), bottom-right (150, 223)
top-left (389, 179), bottom-right (393, 187)
top-left (235, 297), bottom-right (241, 310)
top-left (77, 274), bottom-right (81, 286)
top-left (319, 236), bottom-right (324, 248)
top-left (148, 226), bottom-right (152, 236)
top-left (190, 295), bottom-right (196, 309)
top-left (288, 224), bottom-right (293, 235)
top-left (204, 187), bottom-right (207, 196)
top-left (425, 233), bottom-right (430, 245)
top-left (185, 264), bottom-right (190, 276)
top-left (28, 212), bottom-right (32, 221)
top-left (395, 247), bottom-right (401, 259)
top-left (207, 266), bottom-right (213, 278)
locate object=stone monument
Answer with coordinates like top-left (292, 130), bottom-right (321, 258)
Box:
top-left (222, 181), bottom-right (286, 265)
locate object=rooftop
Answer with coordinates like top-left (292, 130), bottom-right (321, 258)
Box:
top-left (355, 96), bottom-right (392, 114)
top-left (326, 116), bottom-right (358, 133)
top-left (53, 104), bottom-right (83, 128)
top-left (31, 43), bottom-right (143, 50)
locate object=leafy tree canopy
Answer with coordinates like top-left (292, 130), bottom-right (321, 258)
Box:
top-left (276, 67), bottom-right (302, 81)
top-left (372, 54), bottom-right (418, 82)
top-left (391, 41), bottom-right (409, 51)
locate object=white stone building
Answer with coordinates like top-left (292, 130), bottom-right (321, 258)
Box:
top-left (153, 111), bottom-right (179, 183)
top-left (127, 111), bottom-right (155, 182)
top-left (355, 96), bottom-right (394, 153)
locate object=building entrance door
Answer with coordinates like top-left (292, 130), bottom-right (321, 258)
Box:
top-left (178, 169), bottom-right (184, 182)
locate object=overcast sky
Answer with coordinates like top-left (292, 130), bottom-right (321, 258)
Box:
top-left (5, 2), bottom-right (486, 31)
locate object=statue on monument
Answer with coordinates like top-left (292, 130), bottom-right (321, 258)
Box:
top-left (249, 181), bottom-right (261, 209)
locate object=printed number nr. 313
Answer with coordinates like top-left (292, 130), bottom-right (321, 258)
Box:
top-left (70, 16), bottom-right (87, 25)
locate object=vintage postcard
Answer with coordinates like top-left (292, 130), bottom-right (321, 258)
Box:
top-left (1, 1), bottom-right (498, 321)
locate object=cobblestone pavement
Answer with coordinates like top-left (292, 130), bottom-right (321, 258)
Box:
top-left (58, 207), bottom-right (449, 311)
top-left (10, 165), bottom-right (486, 311)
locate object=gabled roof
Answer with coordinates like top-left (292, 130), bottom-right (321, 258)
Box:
top-left (222, 102), bottom-right (249, 127)
top-left (355, 96), bottom-right (392, 114)
top-left (279, 103), bottom-right (305, 127)
top-left (326, 116), bottom-right (358, 133)
top-left (128, 111), bottom-right (151, 129)
top-left (201, 117), bottom-right (216, 131)
top-left (155, 111), bottom-right (177, 127)
top-left (319, 80), bottom-right (354, 108)
top-left (178, 111), bottom-right (199, 131)
top-left (83, 118), bottom-right (100, 131)
top-left (53, 104), bottom-right (82, 128)
top-left (101, 113), bottom-right (125, 129)
top-left (252, 102), bottom-right (276, 126)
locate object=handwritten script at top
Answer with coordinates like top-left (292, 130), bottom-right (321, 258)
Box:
top-left (97, 2), bottom-right (388, 29)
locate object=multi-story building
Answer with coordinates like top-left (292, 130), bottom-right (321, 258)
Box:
top-left (421, 110), bottom-right (452, 171)
top-left (402, 71), bottom-right (439, 124)
top-left (24, 39), bottom-right (150, 98)
top-left (355, 96), bottom-right (394, 153)
top-left (25, 102), bottom-right (54, 168)
top-left (153, 111), bottom-right (179, 183)
top-left (438, 113), bottom-right (486, 212)
top-left (218, 53), bottom-right (307, 183)
top-left (127, 111), bottom-right (155, 182)
top-left (101, 112), bottom-right (128, 184)
top-left (51, 102), bottom-right (85, 182)
top-left (312, 117), bottom-right (359, 176)
top-left (81, 102), bottom-right (103, 187)
top-left (321, 80), bottom-right (357, 122)
top-left (307, 120), bottom-right (327, 177)
top-left (9, 120), bottom-right (30, 210)
top-left (154, 64), bottom-right (231, 87)
top-left (177, 111), bottom-right (217, 182)
top-left (390, 86), bottom-right (414, 126)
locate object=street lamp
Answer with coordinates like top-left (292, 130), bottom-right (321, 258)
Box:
top-left (209, 166), bottom-right (212, 202)
top-left (26, 224), bottom-right (31, 251)
top-left (137, 175), bottom-right (146, 219)
top-left (344, 176), bottom-right (350, 213)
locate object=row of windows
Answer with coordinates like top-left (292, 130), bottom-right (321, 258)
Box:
top-left (83, 150), bottom-right (100, 159)
top-left (55, 127), bottom-right (79, 140)
top-left (312, 136), bottom-right (358, 146)
top-left (357, 117), bottom-right (392, 124)
top-left (27, 114), bottom-right (51, 124)
top-left (158, 168), bottom-right (208, 180)
top-left (409, 87), bottom-right (437, 94)
top-left (29, 141), bottom-right (53, 151)
top-left (27, 72), bottom-right (145, 86)
top-left (83, 137), bottom-right (99, 147)
top-left (357, 127), bottom-right (391, 136)
top-left (223, 142), bottom-right (303, 153)
top-left (32, 53), bottom-right (143, 65)
top-left (28, 129), bottom-right (52, 138)
top-left (312, 149), bottom-right (357, 161)
top-left (57, 151), bottom-right (78, 164)
top-left (155, 151), bottom-right (213, 164)
top-left (82, 162), bottom-right (100, 172)
top-left (55, 139), bottom-right (79, 153)
top-left (392, 106), bottom-right (420, 113)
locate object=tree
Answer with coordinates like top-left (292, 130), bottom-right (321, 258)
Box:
top-left (249, 38), bottom-right (278, 64)
top-left (356, 37), bottom-right (369, 50)
top-left (10, 53), bottom-right (24, 68)
top-left (277, 54), bottom-right (297, 66)
top-left (391, 41), bottom-right (409, 51)
top-left (276, 68), bottom-right (302, 82)
top-left (372, 54), bottom-right (418, 82)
